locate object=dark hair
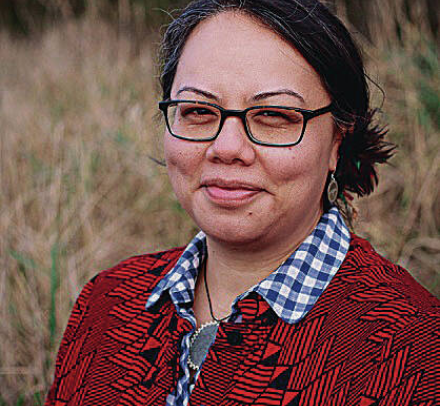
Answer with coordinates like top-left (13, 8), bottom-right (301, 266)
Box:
top-left (159, 0), bottom-right (395, 216)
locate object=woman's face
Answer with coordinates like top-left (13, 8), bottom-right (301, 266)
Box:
top-left (164, 12), bottom-right (340, 250)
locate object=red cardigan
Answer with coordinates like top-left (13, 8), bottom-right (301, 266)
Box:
top-left (45, 235), bottom-right (439, 406)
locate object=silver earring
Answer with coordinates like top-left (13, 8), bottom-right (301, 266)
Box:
top-left (327, 173), bottom-right (339, 205)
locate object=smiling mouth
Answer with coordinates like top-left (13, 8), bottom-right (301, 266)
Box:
top-left (201, 180), bottom-right (263, 206)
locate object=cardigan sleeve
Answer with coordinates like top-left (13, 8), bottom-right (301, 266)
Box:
top-left (44, 275), bottom-right (98, 406)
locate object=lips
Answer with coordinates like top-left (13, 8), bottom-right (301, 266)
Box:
top-left (201, 178), bottom-right (264, 206)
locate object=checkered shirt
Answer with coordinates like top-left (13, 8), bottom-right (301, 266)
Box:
top-left (145, 206), bottom-right (351, 406)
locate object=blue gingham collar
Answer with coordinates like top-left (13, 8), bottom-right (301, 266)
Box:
top-left (146, 207), bottom-right (351, 324)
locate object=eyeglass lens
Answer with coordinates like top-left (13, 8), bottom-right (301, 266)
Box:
top-left (166, 101), bottom-right (305, 145)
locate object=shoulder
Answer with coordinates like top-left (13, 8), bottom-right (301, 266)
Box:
top-left (82, 246), bottom-right (186, 301)
top-left (46, 246), bottom-right (186, 404)
top-left (97, 246), bottom-right (185, 283)
top-left (319, 234), bottom-right (439, 400)
top-left (57, 246), bottom-right (186, 350)
top-left (340, 233), bottom-right (439, 313)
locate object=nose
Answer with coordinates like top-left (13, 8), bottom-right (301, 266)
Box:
top-left (205, 116), bottom-right (256, 165)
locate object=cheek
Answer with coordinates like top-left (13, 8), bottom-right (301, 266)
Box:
top-left (164, 135), bottom-right (185, 196)
top-left (164, 134), bottom-right (194, 177)
top-left (263, 143), bottom-right (332, 206)
top-left (265, 147), bottom-right (318, 184)
top-left (164, 134), bottom-right (205, 202)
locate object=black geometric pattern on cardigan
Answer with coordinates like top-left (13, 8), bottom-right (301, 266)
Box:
top-left (45, 236), bottom-right (440, 406)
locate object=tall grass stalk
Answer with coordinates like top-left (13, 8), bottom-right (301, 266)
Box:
top-left (49, 244), bottom-right (58, 349)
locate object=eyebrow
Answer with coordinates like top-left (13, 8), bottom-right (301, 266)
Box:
top-left (175, 86), bottom-right (305, 104)
top-left (176, 87), bottom-right (220, 101)
top-left (252, 89), bottom-right (305, 104)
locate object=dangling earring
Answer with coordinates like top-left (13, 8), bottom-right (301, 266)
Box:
top-left (327, 172), bottom-right (339, 205)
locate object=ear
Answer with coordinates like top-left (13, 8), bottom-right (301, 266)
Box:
top-left (329, 129), bottom-right (343, 172)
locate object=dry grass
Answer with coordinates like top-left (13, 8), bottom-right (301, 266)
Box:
top-left (0, 18), bottom-right (198, 404)
top-left (337, 0), bottom-right (440, 296)
top-left (0, 6), bottom-right (438, 405)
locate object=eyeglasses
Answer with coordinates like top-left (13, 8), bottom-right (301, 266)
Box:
top-left (159, 99), bottom-right (333, 147)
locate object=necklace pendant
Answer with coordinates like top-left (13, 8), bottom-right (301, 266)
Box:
top-left (188, 321), bottom-right (219, 371)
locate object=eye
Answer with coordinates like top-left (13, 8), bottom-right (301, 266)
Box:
top-left (181, 106), bottom-right (217, 117)
top-left (258, 110), bottom-right (289, 119)
top-left (251, 109), bottom-right (302, 125)
top-left (174, 103), bottom-right (220, 126)
top-left (258, 110), bottom-right (280, 116)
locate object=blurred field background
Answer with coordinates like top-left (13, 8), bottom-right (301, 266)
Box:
top-left (0, 0), bottom-right (438, 404)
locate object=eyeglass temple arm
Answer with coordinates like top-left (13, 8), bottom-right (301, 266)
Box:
top-left (305, 103), bottom-right (334, 119)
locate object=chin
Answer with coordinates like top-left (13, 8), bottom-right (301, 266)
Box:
top-left (192, 211), bottom-right (274, 248)
top-left (206, 228), bottom-right (267, 249)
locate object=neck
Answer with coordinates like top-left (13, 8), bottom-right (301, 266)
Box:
top-left (193, 208), bottom-right (322, 324)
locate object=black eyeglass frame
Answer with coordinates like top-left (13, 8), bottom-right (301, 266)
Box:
top-left (158, 99), bottom-right (334, 147)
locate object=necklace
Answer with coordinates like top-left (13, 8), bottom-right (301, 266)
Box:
top-left (188, 261), bottom-right (232, 371)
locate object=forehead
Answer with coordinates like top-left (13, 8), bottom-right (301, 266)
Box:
top-left (172, 12), bottom-right (329, 106)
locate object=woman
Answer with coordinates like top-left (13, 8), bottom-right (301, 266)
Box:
top-left (45, 1), bottom-right (439, 405)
